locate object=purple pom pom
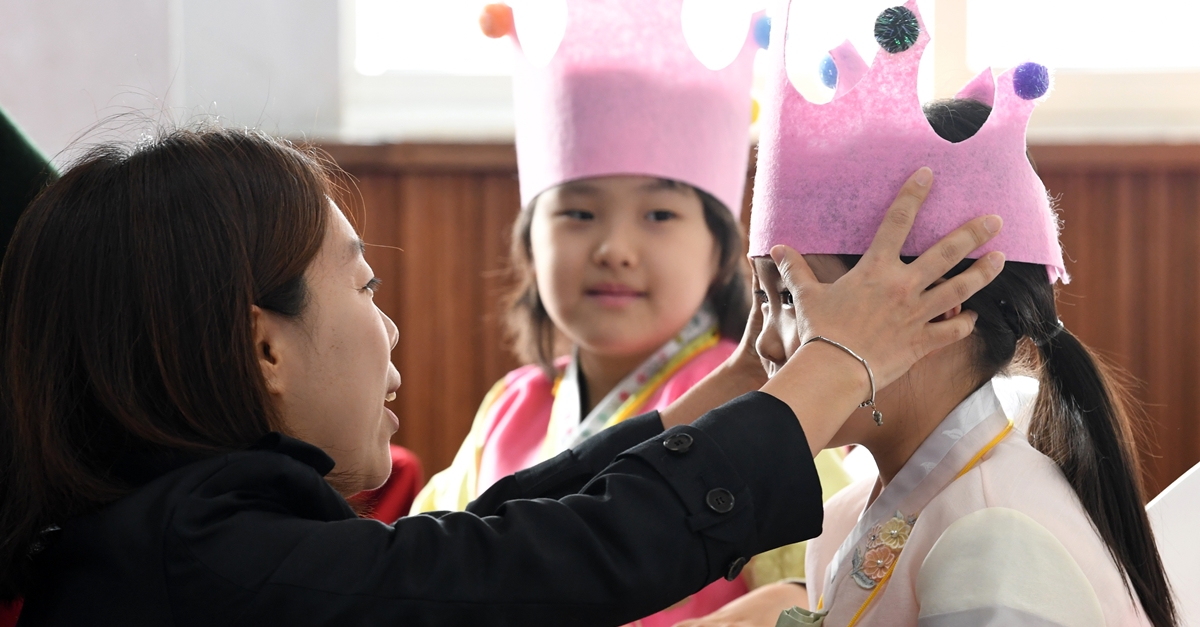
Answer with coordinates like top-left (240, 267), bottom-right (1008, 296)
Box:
top-left (1013, 62), bottom-right (1050, 100)
top-left (754, 15), bottom-right (771, 50)
top-left (819, 54), bottom-right (838, 89)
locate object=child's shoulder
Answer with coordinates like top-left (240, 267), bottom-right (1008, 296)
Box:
top-left (661, 338), bottom-right (737, 389)
top-left (636, 339), bottom-right (736, 412)
top-left (500, 362), bottom-right (558, 388)
top-left (917, 434), bottom-right (1146, 620)
top-left (464, 364), bottom-right (560, 433)
top-left (941, 431), bottom-right (1074, 514)
top-left (919, 432), bottom-right (1073, 531)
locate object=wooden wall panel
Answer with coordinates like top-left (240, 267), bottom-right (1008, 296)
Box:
top-left (1037, 151), bottom-right (1200, 498)
top-left (330, 153), bottom-right (523, 477)
top-left (325, 142), bottom-right (1200, 498)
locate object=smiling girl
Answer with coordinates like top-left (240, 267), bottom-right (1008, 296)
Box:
top-left (410, 0), bottom-right (849, 622)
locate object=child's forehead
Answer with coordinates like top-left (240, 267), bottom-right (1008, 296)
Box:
top-left (555, 176), bottom-right (692, 198)
top-left (751, 257), bottom-right (781, 280)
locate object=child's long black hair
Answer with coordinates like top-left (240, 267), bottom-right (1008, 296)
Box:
top-left (841, 98), bottom-right (1177, 627)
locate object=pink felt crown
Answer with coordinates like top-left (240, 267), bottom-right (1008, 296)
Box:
top-left (748, 0), bottom-right (1067, 282)
top-left (504, 0), bottom-right (759, 215)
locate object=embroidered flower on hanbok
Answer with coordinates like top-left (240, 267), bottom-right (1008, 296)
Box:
top-left (850, 511), bottom-right (917, 589)
top-left (877, 517), bottom-right (911, 549)
top-left (861, 545), bottom-right (895, 579)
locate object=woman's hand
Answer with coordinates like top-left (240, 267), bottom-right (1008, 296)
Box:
top-left (727, 269), bottom-right (769, 387)
top-left (761, 167), bottom-right (1005, 453)
top-left (659, 263), bottom-right (767, 429)
top-left (672, 582), bottom-right (807, 627)
top-left (775, 167), bottom-right (1003, 388)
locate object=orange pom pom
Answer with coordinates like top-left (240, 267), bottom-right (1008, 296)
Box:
top-left (480, 4), bottom-right (513, 39)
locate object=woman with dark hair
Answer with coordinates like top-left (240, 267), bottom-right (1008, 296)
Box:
top-left (0, 126), bottom-right (1003, 625)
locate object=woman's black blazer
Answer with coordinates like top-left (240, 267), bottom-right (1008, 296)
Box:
top-left (18, 392), bottom-right (823, 626)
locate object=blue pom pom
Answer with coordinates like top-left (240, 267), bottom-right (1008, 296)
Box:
top-left (754, 15), bottom-right (771, 49)
top-left (1013, 62), bottom-right (1050, 100)
top-left (819, 54), bottom-right (838, 89)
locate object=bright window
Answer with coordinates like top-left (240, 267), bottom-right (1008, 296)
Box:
top-left (967, 0), bottom-right (1200, 71)
top-left (344, 0), bottom-right (1200, 143)
top-left (354, 0), bottom-right (513, 76)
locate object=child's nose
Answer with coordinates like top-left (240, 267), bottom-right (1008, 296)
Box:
top-left (592, 226), bottom-right (638, 269)
top-left (755, 318), bottom-right (787, 369)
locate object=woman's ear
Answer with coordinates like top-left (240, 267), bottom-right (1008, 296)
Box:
top-left (252, 305), bottom-right (287, 397)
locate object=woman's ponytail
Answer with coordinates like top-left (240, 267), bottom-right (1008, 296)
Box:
top-left (1029, 325), bottom-right (1177, 627)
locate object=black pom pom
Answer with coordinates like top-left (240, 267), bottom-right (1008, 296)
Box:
top-left (874, 6), bottom-right (920, 54)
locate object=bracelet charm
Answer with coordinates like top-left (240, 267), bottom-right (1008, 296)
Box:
top-left (801, 335), bottom-right (883, 427)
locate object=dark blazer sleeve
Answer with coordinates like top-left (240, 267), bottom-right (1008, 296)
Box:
top-left (465, 411), bottom-right (665, 514)
top-left (171, 392), bottom-right (823, 627)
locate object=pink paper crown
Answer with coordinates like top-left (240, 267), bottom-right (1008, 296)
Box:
top-left (748, 0), bottom-right (1067, 282)
top-left (502, 0), bottom-right (760, 215)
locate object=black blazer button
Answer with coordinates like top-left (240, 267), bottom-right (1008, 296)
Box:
top-left (705, 488), bottom-right (735, 513)
top-left (725, 556), bottom-right (747, 581)
top-left (663, 433), bottom-right (693, 453)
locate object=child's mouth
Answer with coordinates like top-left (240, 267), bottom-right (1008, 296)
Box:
top-left (585, 283), bottom-right (647, 308)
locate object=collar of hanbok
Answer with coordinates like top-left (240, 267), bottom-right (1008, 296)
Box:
top-left (821, 376), bottom-right (1034, 608)
top-left (541, 305), bottom-right (719, 458)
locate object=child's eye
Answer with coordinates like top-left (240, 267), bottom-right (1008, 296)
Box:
top-left (754, 289), bottom-right (768, 304)
top-left (363, 277), bottom-right (382, 293)
top-left (780, 290), bottom-right (793, 306)
top-left (561, 209), bottom-right (594, 221)
top-left (647, 210), bottom-right (677, 222)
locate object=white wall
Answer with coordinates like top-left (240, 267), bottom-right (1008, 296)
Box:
top-left (0, 0), bottom-right (340, 163)
top-left (0, 0), bottom-right (179, 161)
top-left (182, 0), bottom-right (340, 138)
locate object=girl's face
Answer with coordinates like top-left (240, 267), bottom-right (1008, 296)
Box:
top-left (754, 254), bottom-right (967, 451)
top-left (529, 176), bottom-right (720, 359)
top-left (754, 254), bottom-right (878, 446)
top-left (255, 204), bottom-right (402, 495)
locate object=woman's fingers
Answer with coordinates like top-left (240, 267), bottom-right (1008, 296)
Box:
top-left (736, 266), bottom-right (766, 358)
top-left (921, 252), bottom-right (1006, 320)
top-left (909, 214), bottom-right (1003, 286)
top-left (771, 244), bottom-right (817, 294)
top-left (862, 167), bottom-right (934, 262)
top-left (745, 268), bottom-right (764, 337)
top-left (919, 310), bottom-right (980, 356)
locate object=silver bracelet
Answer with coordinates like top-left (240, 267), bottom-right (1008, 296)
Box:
top-left (801, 336), bottom-right (883, 426)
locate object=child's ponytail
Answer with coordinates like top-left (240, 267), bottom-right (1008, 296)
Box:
top-left (833, 249), bottom-right (1180, 627)
top-left (1028, 322), bottom-right (1178, 627)
top-left (916, 96), bottom-right (1178, 626)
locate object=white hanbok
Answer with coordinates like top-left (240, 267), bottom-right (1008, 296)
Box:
top-left (795, 378), bottom-right (1151, 627)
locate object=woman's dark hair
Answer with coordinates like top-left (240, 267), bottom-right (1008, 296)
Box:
top-left (0, 126), bottom-right (335, 600)
top-left (837, 98), bottom-right (1177, 627)
top-left (505, 180), bottom-right (749, 375)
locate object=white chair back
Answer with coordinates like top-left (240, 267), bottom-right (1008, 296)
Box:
top-left (1147, 463), bottom-right (1200, 627)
